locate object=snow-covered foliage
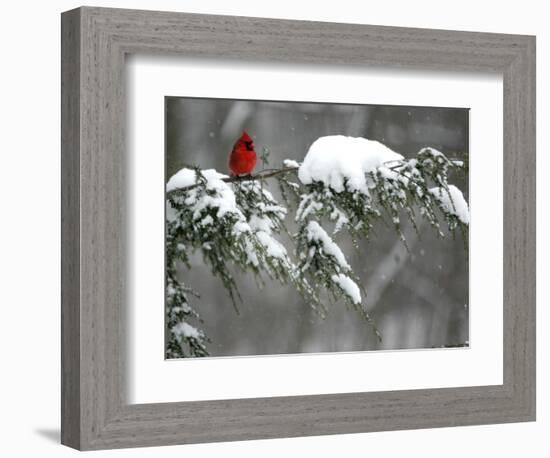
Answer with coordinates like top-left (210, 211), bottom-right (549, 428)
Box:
top-left (298, 135), bottom-right (404, 194)
top-left (429, 185), bottom-right (470, 225)
top-left (165, 232), bottom-right (210, 358)
top-left (166, 168), bottom-right (320, 357)
top-left (166, 136), bottom-right (468, 357)
top-left (331, 273), bottom-right (362, 305)
top-left (283, 159), bottom-right (300, 169)
top-left (295, 220), bottom-right (366, 317)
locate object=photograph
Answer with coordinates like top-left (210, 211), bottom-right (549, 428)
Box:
top-left (165, 97), bottom-right (470, 359)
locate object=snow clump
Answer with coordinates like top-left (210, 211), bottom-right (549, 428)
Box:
top-left (298, 135), bottom-right (404, 194)
top-left (429, 185), bottom-right (470, 224)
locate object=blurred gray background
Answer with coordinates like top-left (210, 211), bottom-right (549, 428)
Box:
top-left (166, 97), bottom-right (469, 357)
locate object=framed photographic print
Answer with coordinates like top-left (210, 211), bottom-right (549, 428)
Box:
top-left (61, 6), bottom-right (536, 450)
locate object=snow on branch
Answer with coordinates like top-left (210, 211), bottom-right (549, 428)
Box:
top-left (167, 165), bottom-right (299, 194)
top-left (298, 135), bottom-right (404, 194)
top-left (429, 185), bottom-right (470, 225)
top-left (166, 135), bottom-right (468, 357)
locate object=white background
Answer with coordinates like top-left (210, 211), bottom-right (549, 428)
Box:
top-left (129, 58), bottom-right (503, 403)
top-left (0, 1), bottom-right (546, 457)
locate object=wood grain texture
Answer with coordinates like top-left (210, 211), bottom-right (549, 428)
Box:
top-left (61, 7), bottom-right (81, 449)
top-left (60, 6), bottom-right (536, 450)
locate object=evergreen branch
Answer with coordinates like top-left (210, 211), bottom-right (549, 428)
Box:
top-left (168, 166), bottom-right (299, 194)
top-left (168, 157), bottom-right (463, 195)
top-left (165, 145), bottom-right (469, 358)
top-left (387, 158), bottom-right (464, 171)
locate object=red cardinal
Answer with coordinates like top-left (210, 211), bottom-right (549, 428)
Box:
top-left (228, 131), bottom-right (257, 176)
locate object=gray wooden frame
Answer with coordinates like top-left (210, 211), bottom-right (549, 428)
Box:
top-left (61, 6), bottom-right (536, 451)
